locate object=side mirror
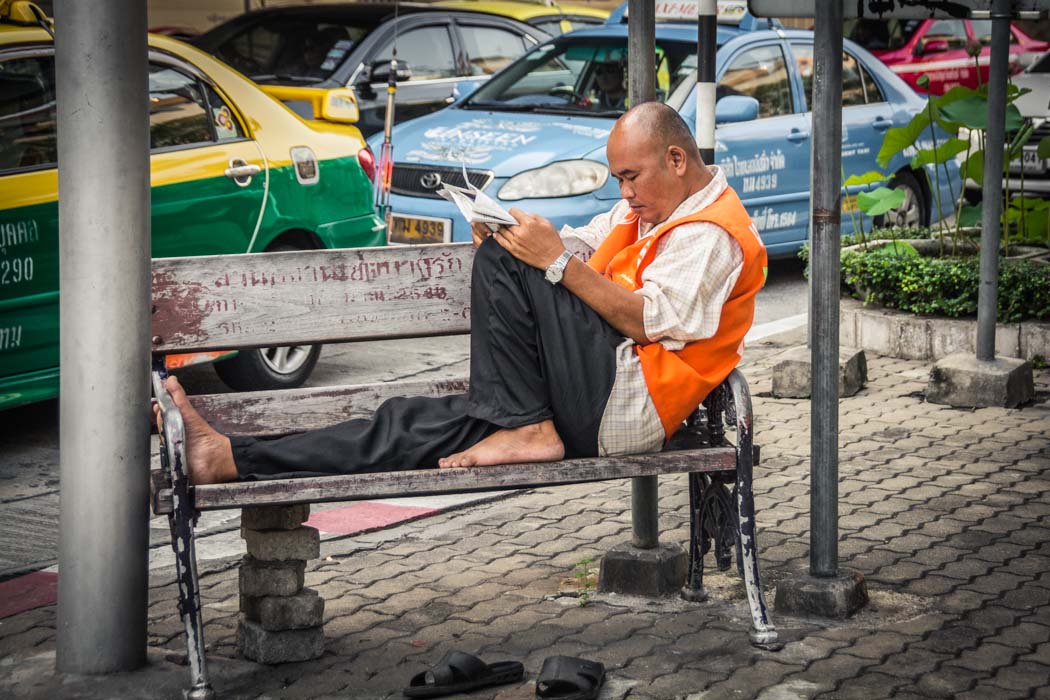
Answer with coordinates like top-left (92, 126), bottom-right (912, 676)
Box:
top-left (915, 38), bottom-right (949, 56)
top-left (321, 87), bottom-right (359, 124)
top-left (369, 60), bottom-right (412, 84)
top-left (715, 95), bottom-right (760, 125)
top-left (451, 78), bottom-right (482, 103)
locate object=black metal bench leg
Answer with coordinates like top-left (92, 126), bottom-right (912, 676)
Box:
top-left (153, 371), bottom-right (215, 700)
top-left (682, 472), bottom-right (710, 602)
top-left (727, 370), bottom-right (781, 651)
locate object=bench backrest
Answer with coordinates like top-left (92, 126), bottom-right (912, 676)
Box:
top-left (151, 238), bottom-right (592, 355)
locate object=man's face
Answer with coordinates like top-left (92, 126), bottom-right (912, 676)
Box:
top-left (606, 130), bottom-right (682, 224)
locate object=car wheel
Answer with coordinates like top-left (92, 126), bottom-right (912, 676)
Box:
top-left (875, 170), bottom-right (928, 229)
top-left (212, 241), bottom-right (322, 391)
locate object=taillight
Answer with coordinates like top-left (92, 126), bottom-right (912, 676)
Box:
top-left (358, 146), bottom-right (377, 183)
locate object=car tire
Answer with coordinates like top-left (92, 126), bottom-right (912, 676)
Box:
top-left (874, 170), bottom-right (928, 230)
top-left (212, 240), bottom-right (322, 392)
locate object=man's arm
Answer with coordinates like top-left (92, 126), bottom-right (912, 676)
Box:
top-left (492, 208), bottom-right (648, 344)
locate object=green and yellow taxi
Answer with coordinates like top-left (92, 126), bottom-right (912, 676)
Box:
top-left (433, 0), bottom-right (609, 36)
top-left (0, 0), bottom-right (385, 410)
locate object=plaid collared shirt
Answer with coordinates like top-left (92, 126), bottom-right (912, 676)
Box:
top-left (561, 167), bottom-right (744, 455)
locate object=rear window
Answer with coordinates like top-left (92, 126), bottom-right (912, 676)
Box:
top-left (0, 54), bottom-right (57, 173)
top-left (210, 18), bottom-right (371, 83)
top-left (847, 20), bottom-right (922, 51)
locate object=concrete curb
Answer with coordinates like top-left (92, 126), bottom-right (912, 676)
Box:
top-left (840, 298), bottom-right (1049, 362)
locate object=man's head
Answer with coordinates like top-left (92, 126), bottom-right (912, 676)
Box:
top-left (595, 61), bottom-right (625, 96)
top-left (606, 102), bottom-right (710, 224)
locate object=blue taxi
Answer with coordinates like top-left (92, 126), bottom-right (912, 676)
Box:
top-left (370, 10), bottom-right (960, 258)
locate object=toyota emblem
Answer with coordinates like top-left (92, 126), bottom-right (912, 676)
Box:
top-left (420, 172), bottom-right (442, 189)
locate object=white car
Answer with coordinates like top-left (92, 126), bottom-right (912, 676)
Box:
top-left (963, 51), bottom-right (1050, 199)
top-left (1009, 51), bottom-right (1049, 196)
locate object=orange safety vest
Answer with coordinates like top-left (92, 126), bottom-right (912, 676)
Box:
top-left (587, 187), bottom-right (768, 440)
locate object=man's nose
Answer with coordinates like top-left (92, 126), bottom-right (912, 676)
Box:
top-left (620, 181), bottom-right (634, 199)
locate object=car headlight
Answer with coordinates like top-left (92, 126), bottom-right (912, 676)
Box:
top-left (498, 160), bottom-right (609, 201)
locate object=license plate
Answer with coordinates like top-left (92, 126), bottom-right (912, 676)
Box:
top-left (389, 214), bottom-right (451, 245)
top-left (1010, 146), bottom-right (1045, 175)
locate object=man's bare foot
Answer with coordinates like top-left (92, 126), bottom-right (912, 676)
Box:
top-left (438, 420), bottom-right (565, 468)
top-left (154, 376), bottom-right (238, 485)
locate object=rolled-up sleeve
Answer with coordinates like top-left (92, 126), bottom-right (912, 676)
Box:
top-left (635, 223), bottom-right (743, 350)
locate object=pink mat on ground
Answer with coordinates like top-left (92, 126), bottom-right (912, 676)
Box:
top-left (0, 571), bottom-right (58, 618)
top-left (305, 501), bottom-right (436, 536)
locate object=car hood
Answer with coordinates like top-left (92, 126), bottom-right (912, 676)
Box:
top-left (375, 109), bottom-right (615, 176)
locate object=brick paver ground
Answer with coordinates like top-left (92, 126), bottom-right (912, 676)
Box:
top-left (2, 343), bottom-right (1048, 699)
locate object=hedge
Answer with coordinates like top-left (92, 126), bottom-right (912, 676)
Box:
top-left (839, 250), bottom-right (1050, 323)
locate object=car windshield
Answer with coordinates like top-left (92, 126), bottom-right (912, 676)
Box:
top-left (463, 38), bottom-right (697, 117)
top-left (209, 18), bottom-right (371, 84)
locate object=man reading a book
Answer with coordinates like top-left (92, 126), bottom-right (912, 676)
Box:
top-left (157, 102), bottom-right (767, 484)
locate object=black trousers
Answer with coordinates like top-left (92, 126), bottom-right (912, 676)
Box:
top-left (231, 239), bottom-right (626, 479)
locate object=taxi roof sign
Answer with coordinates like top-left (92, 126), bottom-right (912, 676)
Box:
top-left (747, 0), bottom-right (1050, 19)
top-left (622, 0), bottom-right (749, 24)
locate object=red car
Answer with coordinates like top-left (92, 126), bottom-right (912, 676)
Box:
top-left (848, 19), bottom-right (1049, 95)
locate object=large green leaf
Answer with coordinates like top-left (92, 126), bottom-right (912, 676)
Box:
top-left (939, 95), bottom-right (1024, 132)
top-left (910, 137), bottom-right (970, 168)
top-left (844, 170), bottom-right (886, 187)
top-left (1038, 136), bottom-right (1050, 160)
top-left (960, 149), bottom-right (984, 186)
top-left (931, 85), bottom-right (982, 131)
top-left (870, 240), bottom-right (920, 258)
top-left (877, 110), bottom-right (930, 168)
top-left (958, 203), bottom-right (983, 228)
top-left (856, 186), bottom-right (906, 216)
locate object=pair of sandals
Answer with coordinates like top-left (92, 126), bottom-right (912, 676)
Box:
top-left (405, 651), bottom-right (605, 699)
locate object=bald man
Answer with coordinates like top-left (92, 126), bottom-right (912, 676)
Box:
top-left (159, 103), bottom-right (767, 484)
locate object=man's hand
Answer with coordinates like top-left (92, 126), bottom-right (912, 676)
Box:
top-left (470, 222), bottom-right (491, 248)
top-left (493, 208), bottom-right (565, 270)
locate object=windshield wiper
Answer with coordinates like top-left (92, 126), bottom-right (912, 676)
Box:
top-left (463, 101), bottom-right (544, 111)
top-left (252, 73), bottom-right (323, 84)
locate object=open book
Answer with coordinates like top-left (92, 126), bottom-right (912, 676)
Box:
top-left (437, 177), bottom-right (517, 232)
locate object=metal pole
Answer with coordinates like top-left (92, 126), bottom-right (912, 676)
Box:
top-left (695, 0), bottom-right (717, 166)
top-left (56, 0), bottom-right (151, 673)
top-left (809, 0), bottom-right (843, 578)
top-left (627, 0), bottom-right (658, 549)
top-left (976, 0), bottom-right (1011, 362)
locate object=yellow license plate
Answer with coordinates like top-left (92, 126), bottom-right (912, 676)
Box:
top-left (389, 214), bottom-right (451, 245)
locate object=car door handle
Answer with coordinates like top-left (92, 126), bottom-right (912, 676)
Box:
top-left (225, 160), bottom-right (261, 185)
top-left (871, 118), bottom-right (892, 132)
top-left (787, 129), bottom-right (810, 143)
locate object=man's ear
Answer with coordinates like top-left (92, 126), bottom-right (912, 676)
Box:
top-left (667, 146), bottom-right (687, 173)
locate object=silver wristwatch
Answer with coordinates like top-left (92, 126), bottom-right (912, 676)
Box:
top-left (544, 250), bottom-right (573, 285)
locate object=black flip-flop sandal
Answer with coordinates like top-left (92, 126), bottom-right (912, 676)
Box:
top-left (535, 656), bottom-right (605, 700)
top-left (404, 650), bottom-right (524, 698)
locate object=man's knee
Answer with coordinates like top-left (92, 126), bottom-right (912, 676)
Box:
top-left (473, 236), bottom-right (517, 281)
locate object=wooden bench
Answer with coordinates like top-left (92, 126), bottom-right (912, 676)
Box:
top-left (149, 239), bottom-right (780, 699)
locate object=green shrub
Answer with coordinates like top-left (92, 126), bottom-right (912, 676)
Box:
top-left (840, 252), bottom-right (1050, 323)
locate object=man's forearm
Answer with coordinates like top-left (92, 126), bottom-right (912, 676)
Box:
top-left (560, 257), bottom-right (648, 344)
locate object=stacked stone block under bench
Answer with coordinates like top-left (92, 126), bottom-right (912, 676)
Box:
top-left (150, 241), bottom-right (779, 699)
top-left (238, 505), bottom-right (324, 664)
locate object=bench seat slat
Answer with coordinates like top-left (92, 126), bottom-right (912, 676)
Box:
top-left (193, 378), bottom-right (469, 436)
top-left (184, 449), bottom-right (738, 512)
top-left (151, 238), bottom-right (593, 354)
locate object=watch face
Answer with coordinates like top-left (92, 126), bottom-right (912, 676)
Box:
top-left (545, 267), bottom-right (562, 284)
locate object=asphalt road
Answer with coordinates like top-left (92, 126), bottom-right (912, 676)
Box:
top-left (0, 256), bottom-right (808, 579)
